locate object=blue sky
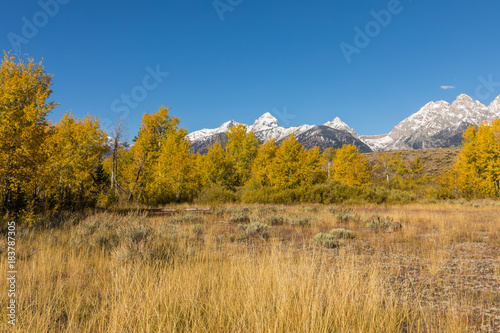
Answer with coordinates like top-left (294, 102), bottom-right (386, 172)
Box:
top-left (2, 0), bottom-right (500, 138)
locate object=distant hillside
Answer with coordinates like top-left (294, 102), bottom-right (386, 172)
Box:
top-left (364, 147), bottom-right (461, 180)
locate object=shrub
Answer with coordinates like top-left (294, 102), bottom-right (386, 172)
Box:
top-left (198, 184), bottom-right (236, 204)
top-left (92, 231), bottom-right (120, 249)
top-left (387, 189), bottom-right (416, 203)
top-left (121, 225), bottom-right (152, 243)
top-left (113, 241), bottom-right (178, 264)
top-left (289, 217), bottom-right (311, 227)
top-left (301, 206), bottom-right (319, 213)
top-left (327, 205), bottom-right (338, 213)
top-left (229, 214), bottom-right (250, 224)
top-left (113, 243), bottom-right (143, 263)
top-left (237, 222), bottom-right (271, 240)
top-left (329, 228), bottom-right (354, 239)
top-left (367, 217), bottom-right (392, 233)
top-left (155, 224), bottom-right (183, 240)
top-left (264, 214), bottom-right (287, 226)
top-left (335, 211), bottom-right (359, 223)
top-left (191, 224), bottom-right (204, 240)
top-left (313, 233), bottom-right (337, 248)
top-left (211, 206), bottom-right (227, 216)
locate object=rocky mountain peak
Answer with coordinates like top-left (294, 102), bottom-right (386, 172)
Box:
top-left (488, 95), bottom-right (500, 113)
top-left (323, 116), bottom-right (356, 135)
top-left (219, 120), bottom-right (240, 132)
top-left (249, 112), bottom-right (279, 132)
top-left (454, 93), bottom-right (474, 103)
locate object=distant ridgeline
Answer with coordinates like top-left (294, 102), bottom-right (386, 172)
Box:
top-left (188, 94), bottom-right (500, 154)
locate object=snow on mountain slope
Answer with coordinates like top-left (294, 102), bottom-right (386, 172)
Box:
top-left (187, 94), bottom-right (500, 153)
top-left (245, 112), bottom-right (314, 142)
top-left (489, 95), bottom-right (500, 114)
top-left (360, 134), bottom-right (393, 152)
top-left (187, 120), bottom-right (241, 141)
top-left (105, 137), bottom-right (131, 150)
top-left (248, 112), bottom-right (279, 132)
top-left (188, 113), bottom-right (363, 153)
top-left (364, 94), bottom-right (500, 151)
top-left (323, 117), bottom-right (357, 136)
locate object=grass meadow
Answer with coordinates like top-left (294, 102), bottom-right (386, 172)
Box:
top-left (1, 203), bottom-right (499, 332)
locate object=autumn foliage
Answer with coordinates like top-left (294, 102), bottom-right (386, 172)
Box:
top-left (437, 120), bottom-right (500, 198)
top-left (1, 52), bottom-right (500, 223)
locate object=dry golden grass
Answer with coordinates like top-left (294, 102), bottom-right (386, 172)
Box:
top-left (1, 203), bottom-right (499, 332)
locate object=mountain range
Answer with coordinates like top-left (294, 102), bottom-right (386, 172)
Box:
top-left (187, 94), bottom-right (500, 153)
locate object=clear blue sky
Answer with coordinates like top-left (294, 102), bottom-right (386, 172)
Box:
top-left (2, 0), bottom-right (500, 138)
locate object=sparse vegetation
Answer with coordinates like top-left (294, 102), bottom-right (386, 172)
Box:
top-left (229, 213), bottom-right (251, 224)
top-left (2, 203), bottom-right (498, 332)
top-left (336, 210), bottom-right (360, 223)
top-left (329, 228), bottom-right (354, 239)
top-left (313, 232), bottom-right (338, 248)
top-left (168, 214), bottom-right (205, 224)
top-left (237, 221), bottom-right (271, 240)
top-left (262, 214), bottom-right (287, 226)
top-left (366, 216), bottom-right (393, 233)
top-left (289, 216), bottom-right (311, 227)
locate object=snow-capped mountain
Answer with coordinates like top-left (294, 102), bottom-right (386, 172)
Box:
top-left (188, 113), bottom-right (371, 153)
top-left (105, 136), bottom-right (131, 151)
top-left (248, 112), bottom-right (278, 132)
top-left (187, 120), bottom-right (241, 142)
top-left (488, 95), bottom-right (500, 114)
top-left (362, 94), bottom-right (500, 151)
top-left (323, 117), bottom-right (358, 136)
top-left (188, 94), bottom-right (500, 153)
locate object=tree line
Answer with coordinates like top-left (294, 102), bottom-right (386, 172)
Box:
top-left (2, 53), bottom-right (500, 223)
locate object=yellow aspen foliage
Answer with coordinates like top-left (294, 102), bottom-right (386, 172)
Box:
top-left (202, 142), bottom-right (235, 189)
top-left (304, 146), bottom-right (326, 185)
top-left (225, 124), bottom-right (260, 186)
top-left (493, 119), bottom-right (500, 143)
top-left (330, 144), bottom-right (371, 186)
top-left (0, 52), bottom-right (57, 214)
top-left (146, 128), bottom-right (200, 203)
top-left (44, 113), bottom-right (107, 206)
top-left (322, 147), bottom-right (336, 179)
top-left (411, 157), bottom-right (423, 176)
top-left (128, 106), bottom-right (180, 201)
top-left (376, 153), bottom-right (393, 186)
top-left (451, 122), bottom-right (500, 198)
top-left (375, 152), bottom-right (417, 187)
top-left (268, 134), bottom-right (307, 189)
top-left (248, 139), bottom-right (277, 187)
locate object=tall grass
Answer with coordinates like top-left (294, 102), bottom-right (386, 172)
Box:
top-left (1, 203), bottom-right (498, 332)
